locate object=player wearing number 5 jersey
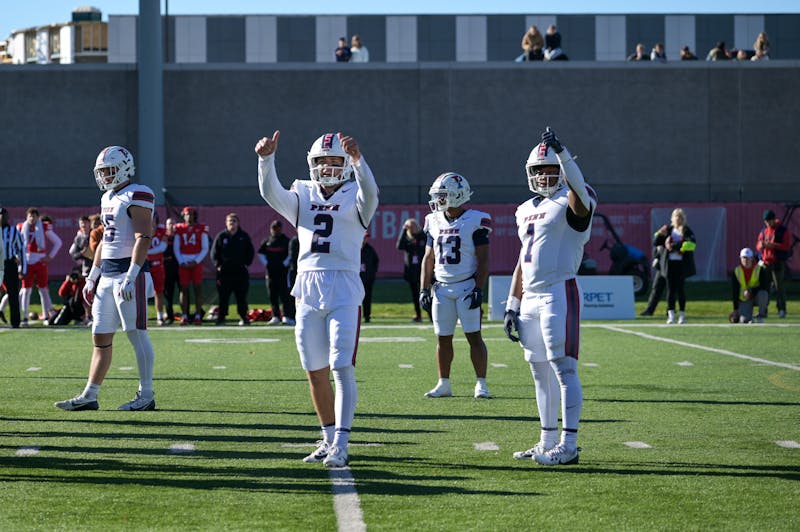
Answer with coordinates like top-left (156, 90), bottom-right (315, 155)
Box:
top-left (420, 172), bottom-right (492, 400)
top-left (505, 127), bottom-right (596, 466)
top-left (55, 145), bottom-right (158, 412)
top-left (256, 131), bottom-right (379, 468)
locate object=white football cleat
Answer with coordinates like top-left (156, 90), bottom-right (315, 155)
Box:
top-left (117, 391), bottom-right (156, 411)
top-left (424, 381), bottom-right (452, 398)
top-left (323, 445), bottom-right (349, 468)
top-left (474, 381), bottom-right (490, 399)
top-left (303, 441), bottom-right (330, 463)
top-left (267, 317), bottom-right (281, 325)
top-left (54, 395), bottom-right (99, 411)
top-left (534, 444), bottom-right (580, 466)
top-left (512, 441), bottom-right (556, 460)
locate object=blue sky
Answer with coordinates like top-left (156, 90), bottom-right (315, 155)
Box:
top-left (4, 0), bottom-right (799, 38)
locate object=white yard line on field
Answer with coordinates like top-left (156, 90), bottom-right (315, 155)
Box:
top-left (328, 468), bottom-right (367, 532)
top-left (601, 325), bottom-right (800, 371)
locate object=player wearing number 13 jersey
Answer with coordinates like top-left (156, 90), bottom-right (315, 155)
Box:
top-left (505, 127), bottom-right (596, 467)
top-left (256, 131), bottom-right (378, 468)
top-left (420, 172), bottom-right (492, 400)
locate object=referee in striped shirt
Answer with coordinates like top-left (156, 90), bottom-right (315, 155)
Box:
top-left (1, 207), bottom-right (26, 328)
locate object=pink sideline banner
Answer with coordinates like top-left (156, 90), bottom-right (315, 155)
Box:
top-left (3, 202), bottom-right (796, 282)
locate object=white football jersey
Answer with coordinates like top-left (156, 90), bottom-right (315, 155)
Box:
top-left (293, 180), bottom-right (368, 273)
top-left (515, 186), bottom-right (596, 292)
top-left (424, 209), bottom-right (492, 283)
top-left (100, 183), bottom-right (155, 260)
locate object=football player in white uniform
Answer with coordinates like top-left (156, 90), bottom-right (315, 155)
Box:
top-left (419, 172), bottom-right (492, 399)
top-left (55, 146), bottom-right (158, 412)
top-left (255, 131), bottom-right (379, 468)
top-left (505, 127), bottom-right (596, 466)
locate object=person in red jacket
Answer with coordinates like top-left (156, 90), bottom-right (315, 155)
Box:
top-left (756, 209), bottom-right (791, 318)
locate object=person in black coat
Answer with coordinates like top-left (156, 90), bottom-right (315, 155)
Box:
top-left (396, 218), bottom-right (427, 322)
top-left (360, 232), bottom-right (379, 323)
top-left (257, 220), bottom-right (293, 325)
top-left (211, 213), bottom-right (255, 325)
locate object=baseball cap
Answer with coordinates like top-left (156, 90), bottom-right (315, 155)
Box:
top-left (763, 209), bottom-right (776, 221)
top-left (740, 247), bottom-right (754, 258)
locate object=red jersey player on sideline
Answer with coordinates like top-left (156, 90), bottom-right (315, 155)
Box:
top-left (147, 216), bottom-right (168, 325)
top-left (173, 206), bottom-right (209, 324)
top-left (18, 208), bottom-right (62, 325)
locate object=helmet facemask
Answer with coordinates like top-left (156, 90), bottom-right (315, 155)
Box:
top-left (526, 164), bottom-right (564, 197)
top-left (525, 142), bottom-right (563, 197)
top-left (94, 146), bottom-right (135, 191)
top-left (307, 134), bottom-right (353, 188)
top-left (309, 156), bottom-right (351, 188)
top-left (427, 172), bottom-right (472, 212)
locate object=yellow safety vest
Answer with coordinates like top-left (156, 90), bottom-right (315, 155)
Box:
top-left (734, 265), bottom-right (762, 302)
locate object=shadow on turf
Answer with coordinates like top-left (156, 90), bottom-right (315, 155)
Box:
top-left (10, 375), bottom-right (309, 383)
top-left (1, 417), bottom-right (441, 439)
top-left (592, 398), bottom-right (800, 407)
top-left (0, 452), bottom-right (542, 496)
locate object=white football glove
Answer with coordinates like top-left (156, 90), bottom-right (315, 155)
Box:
top-left (119, 275), bottom-right (136, 302)
top-left (82, 278), bottom-right (96, 305)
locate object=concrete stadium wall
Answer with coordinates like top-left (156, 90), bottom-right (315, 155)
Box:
top-left (1, 61), bottom-right (799, 207)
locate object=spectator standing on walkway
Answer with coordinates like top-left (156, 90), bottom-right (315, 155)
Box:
top-left (680, 45), bottom-right (698, 60)
top-left (627, 43), bottom-right (650, 61)
top-left (334, 37), bottom-right (351, 62)
top-left (517, 25), bottom-right (544, 61)
top-left (650, 43), bottom-right (666, 62)
top-left (350, 35), bottom-right (370, 63)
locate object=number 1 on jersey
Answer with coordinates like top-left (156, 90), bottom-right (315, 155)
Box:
top-left (523, 223), bottom-right (535, 263)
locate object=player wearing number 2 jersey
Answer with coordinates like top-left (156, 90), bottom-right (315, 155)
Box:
top-left (55, 145), bottom-right (158, 412)
top-left (505, 127), bottom-right (596, 466)
top-left (420, 172), bottom-right (492, 400)
top-left (256, 131), bottom-right (379, 468)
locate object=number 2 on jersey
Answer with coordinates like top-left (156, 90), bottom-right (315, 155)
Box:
top-left (311, 213), bottom-right (333, 253)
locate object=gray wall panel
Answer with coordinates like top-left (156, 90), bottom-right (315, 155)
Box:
top-left (347, 16), bottom-right (386, 62)
top-left (206, 17), bottom-right (245, 63)
top-left (767, 14), bottom-right (800, 59)
top-left (418, 16), bottom-right (456, 61)
top-left (487, 15), bottom-right (525, 61)
top-left (558, 15), bottom-right (595, 61)
top-left (2, 63), bottom-right (799, 205)
top-left (277, 17), bottom-right (315, 62)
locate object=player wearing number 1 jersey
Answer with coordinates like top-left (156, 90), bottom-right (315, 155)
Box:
top-left (505, 127), bottom-right (596, 466)
top-left (420, 172), bottom-right (491, 400)
top-left (255, 131), bottom-right (379, 468)
top-left (55, 145), bottom-right (158, 412)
